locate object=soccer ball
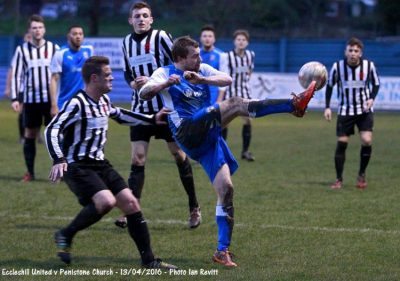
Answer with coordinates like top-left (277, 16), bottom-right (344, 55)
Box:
top-left (298, 61), bottom-right (328, 90)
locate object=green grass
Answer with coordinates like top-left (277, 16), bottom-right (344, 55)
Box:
top-left (0, 99), bottom-right (399, 281)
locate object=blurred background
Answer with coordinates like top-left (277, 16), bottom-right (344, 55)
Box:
top-left (1, 0), bottom-right (399, 106)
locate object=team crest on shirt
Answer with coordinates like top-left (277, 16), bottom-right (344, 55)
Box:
top-left (83, 51), bottom-right (89, 59)
top-left (183, 89), bottom-right (203, 98)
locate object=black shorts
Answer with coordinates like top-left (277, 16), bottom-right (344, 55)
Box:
top-left (23, 103), bottom-right (52, 129)
top-left (130, 124), bottom-right (175, 142)
top-left (64, 159), bottom-right (127, 206)
top-left (336, 112), bottom-right (374, 137)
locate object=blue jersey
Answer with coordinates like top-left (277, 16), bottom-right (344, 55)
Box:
top-left (50, 44), bottom-right (93, 108)
top-left (200, 47), bottom-right (224, 103)
top-left (140, 64), bottom-right (238, 182)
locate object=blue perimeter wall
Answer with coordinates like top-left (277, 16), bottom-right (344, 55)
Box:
top-left (1, 36), bottom-right (399, 102)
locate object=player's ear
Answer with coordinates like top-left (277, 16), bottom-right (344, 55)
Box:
top-left (128, 17), bottom-right (133, 25)
top-left (149, 16), bottom-right (153, 25)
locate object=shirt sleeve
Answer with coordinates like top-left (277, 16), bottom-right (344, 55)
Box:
top-left (10, 45), bottom-right (24, 101)
top-left (159, 30), bottom-right (174, 64)
top-left (50, 49), bottom-right (63, 74)
top-left (138, 67), bottom-right (169, 99)
top-left (109, 104), bottom-right (155, 125)
top-left (44, 99), bottom-right (81, 164)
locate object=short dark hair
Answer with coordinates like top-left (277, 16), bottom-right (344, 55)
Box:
top-left (200, 25), bottom-right (215, 34)
top-left (28, 14), bottom-right (44, 29)
top-left (233, 29), bottom-right (250, 41)
top-left (129, 1), bottom-right (152, 16)
top-left (68, 24), bottom-right (84, 33)
top-left (82, 56), bottom-right (109, 84)
top-left (172, 36), bottom-right (199, 62)
top-left (347, 37), bottom-right (364, 50)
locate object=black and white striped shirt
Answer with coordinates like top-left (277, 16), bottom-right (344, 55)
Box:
top-left (122, 28), bottom-right (173, 116)
top-left (326, 58), bottom-right (380, 116)
top-left (223, 49), bottom-right (255, 99)
top-left (45, 90), bottom-right (154, 164)
top-left (11, 40), bottom-right (59, 104)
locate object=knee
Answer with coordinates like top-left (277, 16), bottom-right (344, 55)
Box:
top-left (123, 196), bottom-right (141, 214)
top-left (172, 150), bottom-right (186, 163)
top-left (228, 96), bottom-right (243, 107)
top-left (96, 197), bottom-right (116, 214)
top-left (132, 152), bottom-right (146, 166)
top-left (361, 137), bottom-right (372, 146)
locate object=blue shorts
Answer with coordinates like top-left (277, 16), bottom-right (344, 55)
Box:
top-left (173, 104), bottom-right (238, 182)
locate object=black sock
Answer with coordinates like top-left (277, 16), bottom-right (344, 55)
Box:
top-left (359, 145), bottom-right (372, 176)
top-left (222, 128), bottom-right (228, 140)
top-left (126, 212), bottom-right (154, 265)
top-left (18, 114), bottom-right (24, 139)
top-left (177, 157), bottom-right (198, 210)
top-left (242, 124), bottom-right (251, 153)
top-left (62, 203), bottom-right (103, 239)
top-left (23, 137), bottom-right (36, 176)
top-left (128, 165), bottom-right (145, 199)
top-left (334, 141), bottom-right (348, 181)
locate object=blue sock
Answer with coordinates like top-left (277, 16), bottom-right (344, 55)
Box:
top-left (216, 205), bottom-right (230, 251)
top-left (248, 99), bottom-right (294, 118)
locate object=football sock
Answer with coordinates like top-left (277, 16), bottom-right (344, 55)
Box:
top-left (335, 141), bottom-right (348, 181)
top-left (18, 113), bottom-right (24, 140)
top-left (216, 205), bottom-right (231, 251)
top-left (128, 165), bottom-right (145, 199)
top-left (359, 145), bottom-right (372, 176)
top-left (62, 203), bottom-right (103, 239)
top-left (248, 99), bottom-right (294, 118)
top-left (126, 212), bottom-right (154, 265)
top-left (242, 124), bottom-right (251, 153)
top-left (221, 127), bottom-right (228, 140)
top-left (23, 137), bottom-right (36, 176)
top-left (177, 156), bottom-right (198, 210)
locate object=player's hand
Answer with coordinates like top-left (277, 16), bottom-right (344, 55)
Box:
top-left (134, 76), bottom-right (149, 90)
top-left (155, 107), bottom-right (171, 125)
top-left (11, 101), bottom-right (20, 113)
top-left (167, 74), bottom-right (181, 86)
top-left (364, 98), bottom-right (374, 112)
top-left (183, 71), bottom-right (203, 84)
top-left (49, 162), bottom-right (68, 183)
top-left (50, 104), bottom-right (59, 117)
top-left (324, 108), bottom-right (332, 122)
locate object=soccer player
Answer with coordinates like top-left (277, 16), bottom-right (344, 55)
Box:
top-left (45, 56), bottom-right (177, 269)
top-left (116, 1), bottom-right (201, 229)
top-left (10, 15), bottom-right (59, 182)
top-left (324, 37), bottom-right (380, 190)
top-left (139, 36), bottom-right (317, 267)
top-left (199, 25), bottom-right (225, 104)
top-left (50, 25), bottom-right (93, 113)
top-left (221, 29), bottom-right (256, 161)
top-left (5, 32), bottom-right (32, 144)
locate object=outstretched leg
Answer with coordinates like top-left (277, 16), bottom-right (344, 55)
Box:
top-left (218, 81), bottom-right (317, 128)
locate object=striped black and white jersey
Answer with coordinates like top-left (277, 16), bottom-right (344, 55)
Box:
top-left (325, 58), bottom-right (380, 116)
top-left (122, 28), bottom-right (173, 117)
top-left (45, 90), bottom-right (154, 164)
top-left (222, 49), bottom-right (255, 99)
top-left (10, 40), bottom-right (59, 104)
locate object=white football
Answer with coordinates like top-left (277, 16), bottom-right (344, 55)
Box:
top-left (298, 61), bottom-right (328, 90)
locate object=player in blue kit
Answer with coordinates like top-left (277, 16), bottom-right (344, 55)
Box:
top-left (199, 25), bottom-right (225, 104)
top-left (139, 36), bottom-right (317, 267)
top-left (50, 25), bottom-right (93, 114)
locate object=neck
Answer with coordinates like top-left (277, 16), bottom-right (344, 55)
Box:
top-left (32, 38), bottom-right (44, 47)
top-left (84, 86), bottom-right (102, 101)
top-left (235, 48), bottom-right (245, 56)
top-left (69, 44), bottom-right (81, 51)
top-left (203, 45), bottom-right (214, 52)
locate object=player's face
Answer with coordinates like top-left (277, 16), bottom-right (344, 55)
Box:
top-left (129, 7), bottom-right (153, 34)
top-left (96, 65), bottom-right (113, 93)
top-left (183, 46), bottom-right (202, 72)
top-left (29, 21), bottom-right (45, 42)
top-left (234, 34), bottom-right (248, 51)
top-left (200, 30), bottom-right (215, 50)
top-left (68, 27), bottom-right (84, 50)
top-left (345, 44), bottom-right (362, 66)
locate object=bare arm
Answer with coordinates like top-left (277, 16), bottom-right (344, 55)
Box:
top-left (139, 74), bottom-right (180, 101)
top-left (50, 73), bottom-right (60, 116)
top-left (183, 71), bottom-right (232, 87)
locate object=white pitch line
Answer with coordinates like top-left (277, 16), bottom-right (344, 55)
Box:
top-left (1, 213), bottom-right (400, 235)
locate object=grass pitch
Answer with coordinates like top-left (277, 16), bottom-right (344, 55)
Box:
top-left (0, 100), bottom-right (399, 281)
